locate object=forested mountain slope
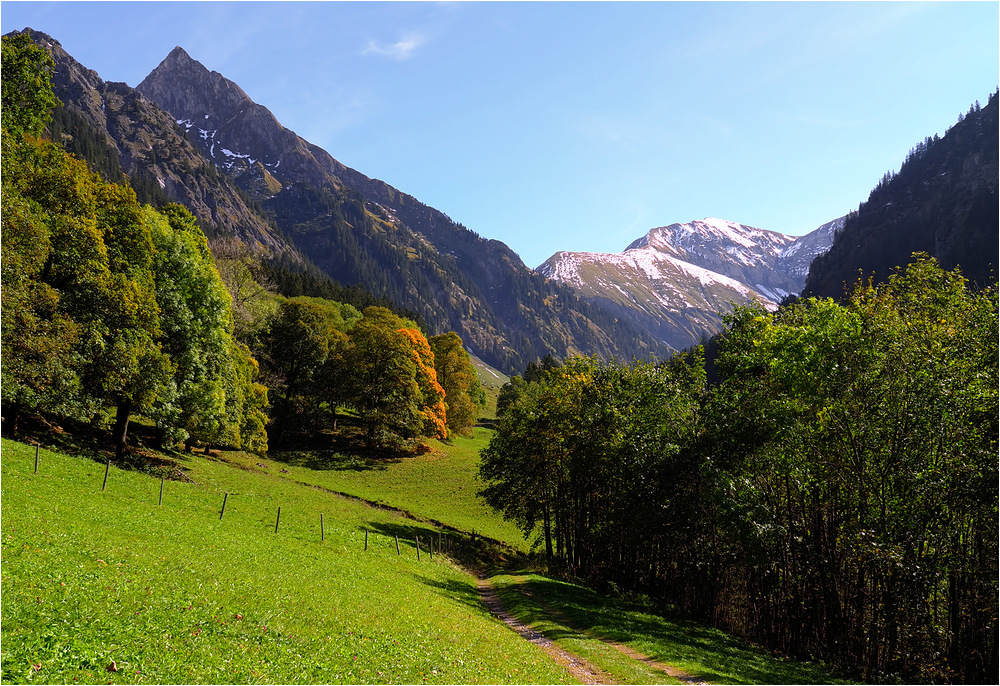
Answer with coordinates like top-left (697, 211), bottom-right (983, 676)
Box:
top-left (135, 46), bottom-right (671, 374)
top-left (803, 91), bottom-right (998, 297)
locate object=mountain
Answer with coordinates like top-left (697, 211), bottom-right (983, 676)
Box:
top-left (22, 30), bottom-right (285, 251)
top-left (538, 217), bottom-right (840, 351)
top-left (132, 46), bottom-right (672, 375)
top-left (803, 92), bottom-right (998, 297)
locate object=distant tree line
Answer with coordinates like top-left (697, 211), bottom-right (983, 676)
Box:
top-left (482, 257), bottom-right (997, 684)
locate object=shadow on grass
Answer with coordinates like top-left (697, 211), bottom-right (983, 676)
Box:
top-left (268, 417), bottom-right (441, 472)
top-left (519, 575), bottom-right (851, 685)
top-left (411, 574), bottom-right (485, 614)
top-left (2, 410), bottom-right (189, 479)
top-left (269, 448), bottom-right (398, 472)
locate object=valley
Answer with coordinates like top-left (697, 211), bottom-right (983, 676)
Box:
top-left (2, 25), bottom-right (997, 686)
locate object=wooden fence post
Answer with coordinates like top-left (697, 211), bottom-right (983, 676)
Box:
top-left (395, 535), bottom-right (401, 555)
top-left (102, 459), bottom-right (111, 491)
top-left (364, 529), bottom-right (369, 551)
top-left (159, 477), bottom-right (164, 506)
top-left (416, 535), bottom-right (421, 562)
top-left (34, 445), bottom-right (39, 474)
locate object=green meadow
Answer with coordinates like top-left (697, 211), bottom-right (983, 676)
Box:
top-left (1, 435), bottom-right (851, 684)
top-left (0, 439), bottom-right (567, 684)
top-left (269, 425), bottom-right (529, 549)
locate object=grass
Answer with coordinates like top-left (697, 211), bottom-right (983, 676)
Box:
top-left (269, 424), bottom-right (530, 549)
top-left (489, 572), bottom-right (854, 685)
top-left (0, 439), bottom-right (574, 684)
top-left (4, 428), bottom-right (857, 685)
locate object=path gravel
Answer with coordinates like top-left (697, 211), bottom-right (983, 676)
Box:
top-left (476, 575), bottom-right (620, 684)
top-left (476, 573), bottom-right (711, 685)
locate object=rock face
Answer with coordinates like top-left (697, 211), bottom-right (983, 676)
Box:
top-left (24, 30), bottom-right (284, 250)
top-left (538, 217), bottom-right (840, 351)
top-left (138, 47), bottom-right (326, 198)
top-left (133, 44), bottom-right (672, 374)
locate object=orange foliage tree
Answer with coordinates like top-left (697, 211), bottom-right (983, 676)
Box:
top-left (399, 328), bottom-right (448, 439)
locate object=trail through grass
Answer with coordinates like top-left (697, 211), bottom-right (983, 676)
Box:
top-left (489, 572), bottom-right (853, 685)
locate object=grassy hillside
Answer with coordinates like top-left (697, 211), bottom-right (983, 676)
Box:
top-left (269, 426), bottom-right (529, 549)
top-left (3, 434), bottom-right (853, 685)
top-left (0, 439), bottom-right (569, 684)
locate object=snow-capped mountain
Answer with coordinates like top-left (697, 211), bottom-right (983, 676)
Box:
top-left (537, 217), bottom-right (841, 351)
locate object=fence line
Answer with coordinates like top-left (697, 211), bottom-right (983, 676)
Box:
top-left (28, 445), bottom-right (473, 563)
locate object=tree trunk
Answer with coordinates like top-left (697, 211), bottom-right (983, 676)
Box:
top-left (113, 397), bottom-right (133, 462)
top-left (543, 499), bottom-right (553, 560)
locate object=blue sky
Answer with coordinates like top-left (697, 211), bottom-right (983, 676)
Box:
top-left (3, 2), bottom-right (997, 268)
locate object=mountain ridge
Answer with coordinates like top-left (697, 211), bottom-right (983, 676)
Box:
top-left (132, 42), bottom-right (674, 374)
top-left (803, 92), bottom-right (998, 297)
top-left (21, 30), bottom-right (287, 252)
top-left (538, 216), bottom-right (841, 351)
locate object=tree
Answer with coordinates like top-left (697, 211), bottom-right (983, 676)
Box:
top-left (401, 328), bottom-right (447, 440)
top-left (147, 205), bottom-right (268, 451)
top-left (1, 168), bottom-right (83, 424)
top-left (1, 32), bottom-right (57, 139)
top-left (264, 298), bottom-right (336, 447)
top-left (429, 331), bottom-right (483, 436)
top-left (343, 307), bottom-right (424, 448)
top-left (1, 123), bottom-right (168, 459)
top-left (210, 235), bottom-right (276, 341)
top-left (495, 374), bottom-right (527, 417)
top-left (708, 255), bottom-right (997, 681)
top-left (481, 355), bottom-right (705, 571)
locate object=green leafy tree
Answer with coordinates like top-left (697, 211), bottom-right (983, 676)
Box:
top-left (481, 355), bottom-right (705, 570)
top-left (1, 31), bottom-right (57, 139)
top-left (1, 125), bottom-right (168, 458)
top-left (709, 255), bottom-right (997, 681)
top-left (429, 331), bottom-right (483, 436)
top-left (146, 205), bottom-right (268, 451)
top-left (264, 298), bottom-right (337, 447)
top-left (342, 307), bottom-right (426, 449)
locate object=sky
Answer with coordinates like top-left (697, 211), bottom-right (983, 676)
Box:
top-left (3, 2), bottom-right (998, 268)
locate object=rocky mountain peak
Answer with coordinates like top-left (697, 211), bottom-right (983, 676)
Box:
top-left (538, 217), bottom-right (839, 351)
top-left (164, 45), bottom-right (193, 63)
top-left (139, 47), bottom-right (252, 128)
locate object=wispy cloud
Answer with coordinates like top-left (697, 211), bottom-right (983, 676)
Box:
top-left (362, 33), bottom-right (428, 61)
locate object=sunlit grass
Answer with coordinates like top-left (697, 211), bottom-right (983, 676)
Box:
top-left (0, 439), bottom-right (572, 684)
top-left (268, 425), bottom-right (529, 549)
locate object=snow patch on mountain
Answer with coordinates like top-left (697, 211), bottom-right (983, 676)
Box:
top-left (538, 216), bottom-right (840, 349)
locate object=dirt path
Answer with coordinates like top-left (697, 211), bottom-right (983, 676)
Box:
top-left (476, 575), bottom-right (620, 684)
top-left (477, 573), bottom-right (710, 685)
top-left (512, 576), bottom-right (711, 685)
